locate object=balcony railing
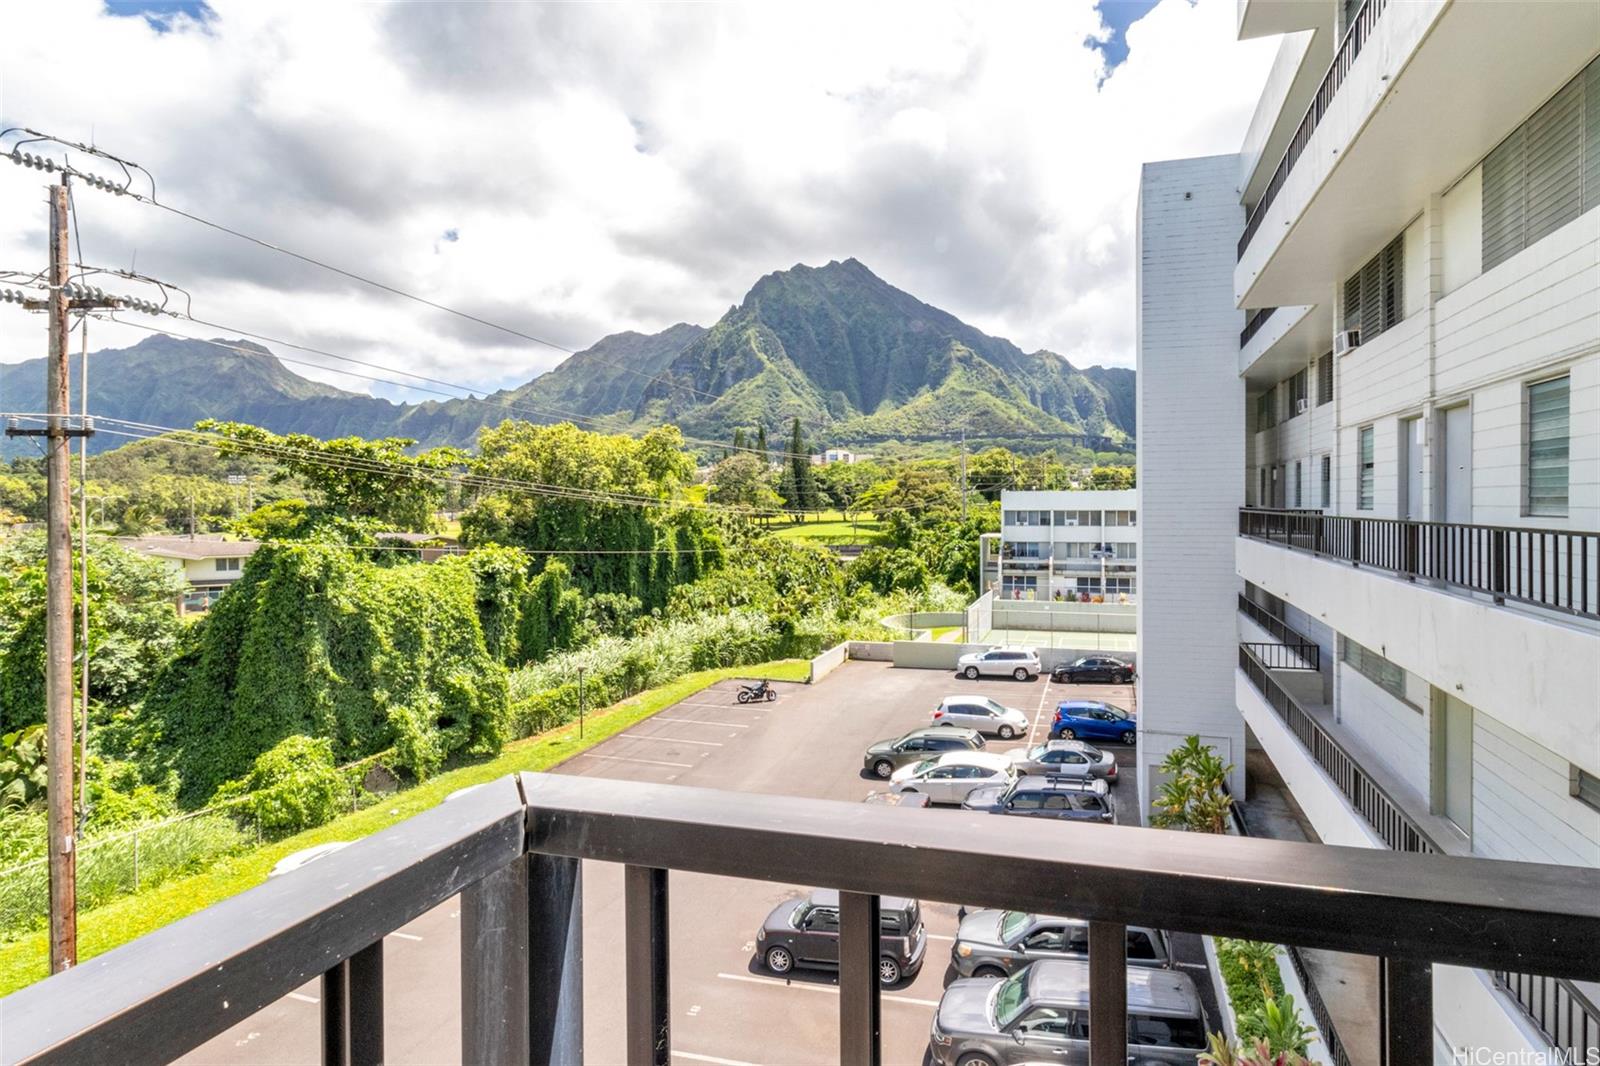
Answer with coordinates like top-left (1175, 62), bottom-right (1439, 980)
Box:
top-left (1238, 0), bottom-right (1390, 259)
top-left (6, 771), bottom-right (1600, 1065)
top-left (1239, 508), bottom-right (1600, 620)
top-left (1240, 306), bottom-right (1278, 348)
top-left (1238, 592), bottom-right (1322, 670)
top-left (1241, 639), bottom-right (1321, 671)
top-left (1238, 645), bottom-right (1600, 1057)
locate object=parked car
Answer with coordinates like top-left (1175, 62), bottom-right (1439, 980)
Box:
top-left (863, 726), bottom-right (985, 779)
top-left (932, 696), bottom-right (1030, 739)
top-left (1049, 700), bottom-right (1137, 744)
top-left (757, 889), bottom-right (926, 986)
top-left (961, 776), bottom-right (1113, 823)
top-left (1050, 654), bottom-right (1135, 684)
top-left (927, 960), bottom-right (1207, 1066)
top-left (955, 647), bottom-right (1040, 681)
top-left (890, 751), bottom-right (1018, 805)
top-left (1005, 739), bottom-right (1118, 784)
top-left (950, 910), bottom-right (1171, 978)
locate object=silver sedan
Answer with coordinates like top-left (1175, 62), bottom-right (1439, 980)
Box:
top-left (1004, 739), bottom-right (1119, 784)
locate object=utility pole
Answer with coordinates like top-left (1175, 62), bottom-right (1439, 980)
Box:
top-left (959, 429), bottom-right (968, 522)
top-left (78, 313), bottom-right (91, 823)
top-left (43, 178), bottom-right (77, 973)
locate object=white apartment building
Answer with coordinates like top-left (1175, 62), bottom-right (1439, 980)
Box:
top-left (979, 489), bottom-right (1137, 600)
top-left (1138, 2), bottom-right (1599, 1060)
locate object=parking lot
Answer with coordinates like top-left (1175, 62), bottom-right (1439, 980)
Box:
top-left (183, 659), bottom-right (1215, 1066)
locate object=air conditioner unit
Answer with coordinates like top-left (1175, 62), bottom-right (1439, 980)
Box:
top-left (1296, 398), bottom-right (1310, 415)
top-left (1334, 328), bottom-right (1361, 356)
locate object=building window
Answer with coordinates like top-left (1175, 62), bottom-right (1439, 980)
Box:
top-left (1256, 389), bottom-right (1277, 430)
top-left (216, 557), bottom-right (241, 573)
top-left (1572, 765), bottom-right (1600, 814)
top-left (1316, 352), bottom-right (1334, 406)
top-left (1341, 636), bottom-right (1411, 706)
top-left (1320, 455), bottom-right (1332, 509)
top-left (1482, 56), bottom-right (1599, 272)
top-left (1103, 510), bottom-right (1136, 527)
top-left (1343, 233), bottom-right (1404, 341)
top-left (1526, 375), bottom-right (1570, 516)
top-left (1357, 426), bottom-right (1375, 510)
top-left (1287, 369), bottom-right (1308, 416)
top-left (1292, 461), bottom-right (1303, 508)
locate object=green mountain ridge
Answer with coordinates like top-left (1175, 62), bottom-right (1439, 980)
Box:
top-left (0, 260), bottom-right (1133, 458)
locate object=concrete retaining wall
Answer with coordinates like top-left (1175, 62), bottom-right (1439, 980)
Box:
top-left (846, 641), bottom-right (894, 662)
top-left (808, 643), bottom-right (848, 684)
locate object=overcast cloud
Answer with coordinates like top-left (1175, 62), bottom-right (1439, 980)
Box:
top-left (0, 1), bottom-right (1273, 400)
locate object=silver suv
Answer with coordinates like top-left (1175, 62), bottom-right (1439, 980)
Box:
top-left (950, 910), bottom-right (1170, 978)
top-left (955, 647), bottom-right (1040, 681)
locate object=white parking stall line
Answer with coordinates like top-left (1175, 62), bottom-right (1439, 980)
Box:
top-left (620, 734), bottom-right (725, 747)
top-left (389, 931), bottom-right (423, 942)
top-left (573, 752), bottom-right (694, 769)
top-left (673, 1052), bottom-right (762, 1066)
top-left (714, 972), bottom-right (941, 1008)
top-left (1028, 676), bottom-right (1054, 745)
top-left (653, 717), bottom-right (751, 728)
top-left (925, 933), bottom-right (955, 942)
top-left (287, 991), bottom-right (319, 1005)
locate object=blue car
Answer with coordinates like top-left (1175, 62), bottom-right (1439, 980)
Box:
top-left (1049, 700), bottom-right (1137, 744)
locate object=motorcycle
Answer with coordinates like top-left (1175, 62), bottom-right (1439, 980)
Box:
top-left (737, 679), bottom-right (778, 704)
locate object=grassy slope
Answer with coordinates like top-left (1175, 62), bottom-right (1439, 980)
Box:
top-left (765, 510), bottom-right (885, 547)
top-left (0, 658), bottom-right (810, 995)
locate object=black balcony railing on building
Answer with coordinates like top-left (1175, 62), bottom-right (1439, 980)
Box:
top-left (1241, 639), bottom-right (1321, 671)
top-left (1238, 645), bottom-right (1600, 1057)
top-left (7, 772), bottom-right (1600, 1066)
top-left (1240, 306), bottom-right (1277, 348)
top-left (1238, 0), bottom-right (1390, 259)
top-left (1239, 508), bottom-right (1600, 620)
top-left (1238, 593), bottom-right (1323, 671)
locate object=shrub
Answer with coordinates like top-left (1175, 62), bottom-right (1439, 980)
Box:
top-left (212, 735), bottom-right (347, 837)
top-left (1151, 735), bottom-right (1234, 834)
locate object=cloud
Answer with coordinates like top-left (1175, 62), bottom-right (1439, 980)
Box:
top-left (0, 0), bottom-right (1273, 402)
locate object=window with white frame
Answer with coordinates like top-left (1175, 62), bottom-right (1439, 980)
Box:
top-left (1526, 375), bottom-right (1570, 516)
top-left (1357, 427), bottom-right (1375, 510)
top-left (215, 557), bottom-right (242, 573)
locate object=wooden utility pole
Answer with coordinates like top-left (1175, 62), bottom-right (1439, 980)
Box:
top-left (959, 429), bottom-right (968, 522)
top-left (44, 177), bottom-right (78, 972)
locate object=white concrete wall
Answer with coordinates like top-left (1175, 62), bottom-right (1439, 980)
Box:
top-left (808, 644), bottom-right (848, 685)
top-left (1440, 165), bottom-right (1482, 296)
top-left (1138, 155), bottom-right (1249, 800)
top-left (1471, 712), bottom-right (1600, 867)
top-left (1335, 664), bottom-right (1429, 798)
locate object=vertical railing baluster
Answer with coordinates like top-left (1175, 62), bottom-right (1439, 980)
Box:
top-left (323, 941), bottom-right (383, 1066)
top-left (838, 891), bottom-right (882, 1066)
top-left (530, 852), bottom-right (584, 1065)
top-left (1379, 957), bottom-right (1431, 1065)
top-left (626, 866), bottom-right (671, 1066)
top-left (462, 858), bottom-right (531, 1066)
top-left (1089, 921), bottom-right (1127, 1066)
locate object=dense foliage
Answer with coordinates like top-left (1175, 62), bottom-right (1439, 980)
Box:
top-left (213, 735), bottom-right (348, 837)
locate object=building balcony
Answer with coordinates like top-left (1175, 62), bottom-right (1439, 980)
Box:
top-left (1238, 302), bottom-right (1323, 385)
top-left (1236, 644), bottom-right (1600, 1056)
top-left (7, 772), bottom-right (1599, 1064)
top-left (1235, 0), bottom-right (1600, 309)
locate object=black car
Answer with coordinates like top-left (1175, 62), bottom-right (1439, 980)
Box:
top-left (960, 775), bottom-right (1114, 823)
top-left (1051, 655), bottom-right (1136, 684)
top-left (756, 889), bottom-right (927, 986)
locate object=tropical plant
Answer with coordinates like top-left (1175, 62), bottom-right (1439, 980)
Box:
top-left (1237, 994), bottom-right (1317, 1056)
top-left (0, 725), bottom-right (47, 809)
top-left (211, 735), bottom-right (349, 837)
top-left (1200, 1033), bottom-right (1316, 1066)
top-left (1150, 734), bottom-right (1234, 834)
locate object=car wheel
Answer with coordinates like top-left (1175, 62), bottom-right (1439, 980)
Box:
top-left (972, 965), bottom-right (1007, 979)
top-left (958, 1055), bottom-right (998, 1066)
top-left (764, 946), bottom-right (793, 974)
top-left (873, 759), bottom-right (894, 779)
top-left (963, 666), bottom-right (979, 680)
top-left (877, 957), bottom-right (900, 986)
top-left (1121, 670), bottom-right (1134, 683)
top-left (1058, 728), bottom-right (1076, 740)
top-left (737, 691), bottom-right (751, 704)
top-left (1121, 729), bottom-right (1136, 746)
top-left (997, 724), bottom-right (1016, 740)
top-left (1012, 667), bottom-right (1028, 681)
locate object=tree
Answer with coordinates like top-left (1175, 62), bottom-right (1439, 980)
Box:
top-left (849, 547), bottom-right (929, 596)
top-left (708, 454), bottom-right (781, 512)
top-left (755, 424), bottom-right (768, 464)
top-left (786, 418), bottom-right (819, 513)
top-left (966, 448), bottom-right (1022, 501)
top-left (1151, 735), bottom-right (1233, 834)
top-left (196, 420), bottom-right (463, 532)
top-left (1088, 465), bottom-right (1135, 490)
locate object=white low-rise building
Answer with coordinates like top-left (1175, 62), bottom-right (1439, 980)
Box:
top-left (117, 534), bottom-right (260, 613)
top-left (1137, 1), bottom-right (1599, 1058)
top-left (980, 489), bottom-right (1137, 601)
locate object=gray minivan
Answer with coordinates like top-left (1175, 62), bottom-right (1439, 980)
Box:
top-left (950, 910), bottom-right (1171, 977)
top-left (928, 959), bottom-right (1206, 1066)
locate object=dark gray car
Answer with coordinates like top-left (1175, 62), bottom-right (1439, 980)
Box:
top-left (961, 776), bottom-right (1114, 823)
top-left (928, 960), bottom-right (1207, 1066)
top-left (863, 726), bottom-right (985, 779)
top-left (757, 889), bottom-right (926, 986)
top-left (950, 910), bottom-right (1171, 978)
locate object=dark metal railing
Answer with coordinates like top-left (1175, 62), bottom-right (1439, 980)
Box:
top-left (1238, 0), bottom-right (1390, 259)
top-left (1238, 593), bottom-right (1323, 671)
top-left (1229, 803), bottom-right (1352, 1066)
top-left (1242, 640), bottom-right (1321, 671)
top-left (1239, 508), bottom-right (1600, 619)
top-left (1238, 646), bottom-right (1600, 1057)
top-left (6, 772), bottom-right (1600, 1065)
top-left (1241, 307), bottom-right (1278, 348)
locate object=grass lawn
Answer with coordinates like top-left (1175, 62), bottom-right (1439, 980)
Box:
top-left (766, 509), bottom-right (885, 547)
top-left (0, 657), bottom-right (810, 996)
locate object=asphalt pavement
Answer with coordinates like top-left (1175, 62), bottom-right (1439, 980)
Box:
top-left (179, 660), bottom-right (1215, 1066)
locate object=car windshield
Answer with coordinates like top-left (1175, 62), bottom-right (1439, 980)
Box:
top-left (993, 971), bottom-right (1030, 1029)
top-left (1026, 744), bottom-right (1047, 760)
top-left (1082, 744), bottom-right (1104, 759)
top-left (910, 759), bottom-right (938, 776)
top-left (1073, 658), bottom-right (1090, 666)
top-left (1105, 706), bottom-right (1129, 721)
top-left (999, 911), bottom-right (1030, 943)
top-left (980, 697), bottom-right (1005, 712)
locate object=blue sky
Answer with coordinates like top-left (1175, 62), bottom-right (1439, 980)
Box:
top-left (1094, 0), bottom-right (1164, 70)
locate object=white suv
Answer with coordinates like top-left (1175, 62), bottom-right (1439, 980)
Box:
top-left (954, 646), bottom-right (1040, 681)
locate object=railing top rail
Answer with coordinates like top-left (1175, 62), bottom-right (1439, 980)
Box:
top-left (1241, 508), bottom-right (1599, 539)
top-left (519, 772), bottom-right (1600, 978)
top-left (0, 777), bottom-right (526, 1065)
